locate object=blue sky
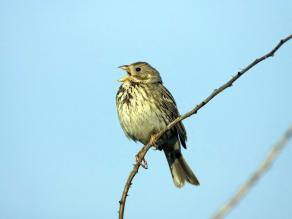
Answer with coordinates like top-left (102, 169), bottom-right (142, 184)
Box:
top-left (0, 1), bottom-right (291, 219)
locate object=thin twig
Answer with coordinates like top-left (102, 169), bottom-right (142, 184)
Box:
top-left (212, 126), bottom-right (292, 219)
top-left (118, 34), bottom-right (292, 219)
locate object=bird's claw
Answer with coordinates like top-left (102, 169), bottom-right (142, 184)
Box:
top-left (150, 135), bottom-right (158, 147)
top-left (135, 152), bottom-right (148, 169)
top-left (150, 135), bottom-right (162, 150)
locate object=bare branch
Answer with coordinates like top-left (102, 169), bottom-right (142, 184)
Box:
top-left (118, 34), bottom-right (292, 219)
top-left (212, 126), bottom-right (292, 219)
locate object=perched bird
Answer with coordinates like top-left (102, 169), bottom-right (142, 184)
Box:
top-left (116, 62), bottom-right (199, 188)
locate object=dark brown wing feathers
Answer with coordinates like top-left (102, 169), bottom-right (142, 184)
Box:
top-left (159, 84), bottom-right (187, 148)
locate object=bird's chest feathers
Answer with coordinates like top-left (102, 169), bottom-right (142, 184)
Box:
top-left (117, 83), bottom-right (166, 141)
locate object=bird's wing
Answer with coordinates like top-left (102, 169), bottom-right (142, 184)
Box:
top-left (158, 84), bottom-right (187, 149)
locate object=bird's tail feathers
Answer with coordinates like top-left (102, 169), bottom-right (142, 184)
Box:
top-left (164, 150), bottom-right (200, 188)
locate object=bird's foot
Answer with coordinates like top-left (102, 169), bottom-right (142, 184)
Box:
top-left (150, 135), bottom-right (158, 147)
top-left (135, 152), bottom-right (148, 169)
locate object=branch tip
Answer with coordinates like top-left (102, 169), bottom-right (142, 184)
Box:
top-left (212, 126), bottom-right (292, 219)
top-left (118, 34), bottom-right (292, 219)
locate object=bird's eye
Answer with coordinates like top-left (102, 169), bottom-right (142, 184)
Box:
top-left (136, 67), bottom-right (141, 72)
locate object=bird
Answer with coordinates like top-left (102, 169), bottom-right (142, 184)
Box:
top-left (116, 61), bottom-right (199, 188)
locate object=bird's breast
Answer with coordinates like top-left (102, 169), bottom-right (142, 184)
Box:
top-left (116, 83), bottom-right (167, 144)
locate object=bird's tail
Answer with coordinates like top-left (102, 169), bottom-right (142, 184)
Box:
top-left (164, 149), bottom-right (200, 188)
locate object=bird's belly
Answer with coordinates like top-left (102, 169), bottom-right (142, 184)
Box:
top-left (118, 100), bottom-right (166, 144)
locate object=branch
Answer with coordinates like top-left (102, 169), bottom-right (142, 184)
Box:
top-left (118, 34), bottom-right (292, 219)
top-left (212, 126), bottom-right (292, 219)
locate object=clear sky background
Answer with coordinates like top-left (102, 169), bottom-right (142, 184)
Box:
top-left (0, 1), bottom-right (291, 219)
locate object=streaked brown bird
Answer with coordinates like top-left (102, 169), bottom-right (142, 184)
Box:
top-left (116, 62), bottom-right (199, 188)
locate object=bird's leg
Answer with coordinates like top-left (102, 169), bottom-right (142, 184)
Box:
top-left (150, 135), bottom-right (158, 148)
top-left (135, 152), bottom-right (148, 169)
top-left (135, 135), bottom-right (159, 169)
top-left (151, 135), bottom-right (164, 150)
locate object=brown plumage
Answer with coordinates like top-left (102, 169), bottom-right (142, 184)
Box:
top-left (116, 61), bottom-right (199, 188)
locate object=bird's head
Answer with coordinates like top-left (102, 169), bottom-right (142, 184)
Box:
top-left (118, 62), bottom-right (162, 84)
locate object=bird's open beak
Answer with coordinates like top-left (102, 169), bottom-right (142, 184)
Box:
top-left (118, 65), bottom-right (131, 82)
